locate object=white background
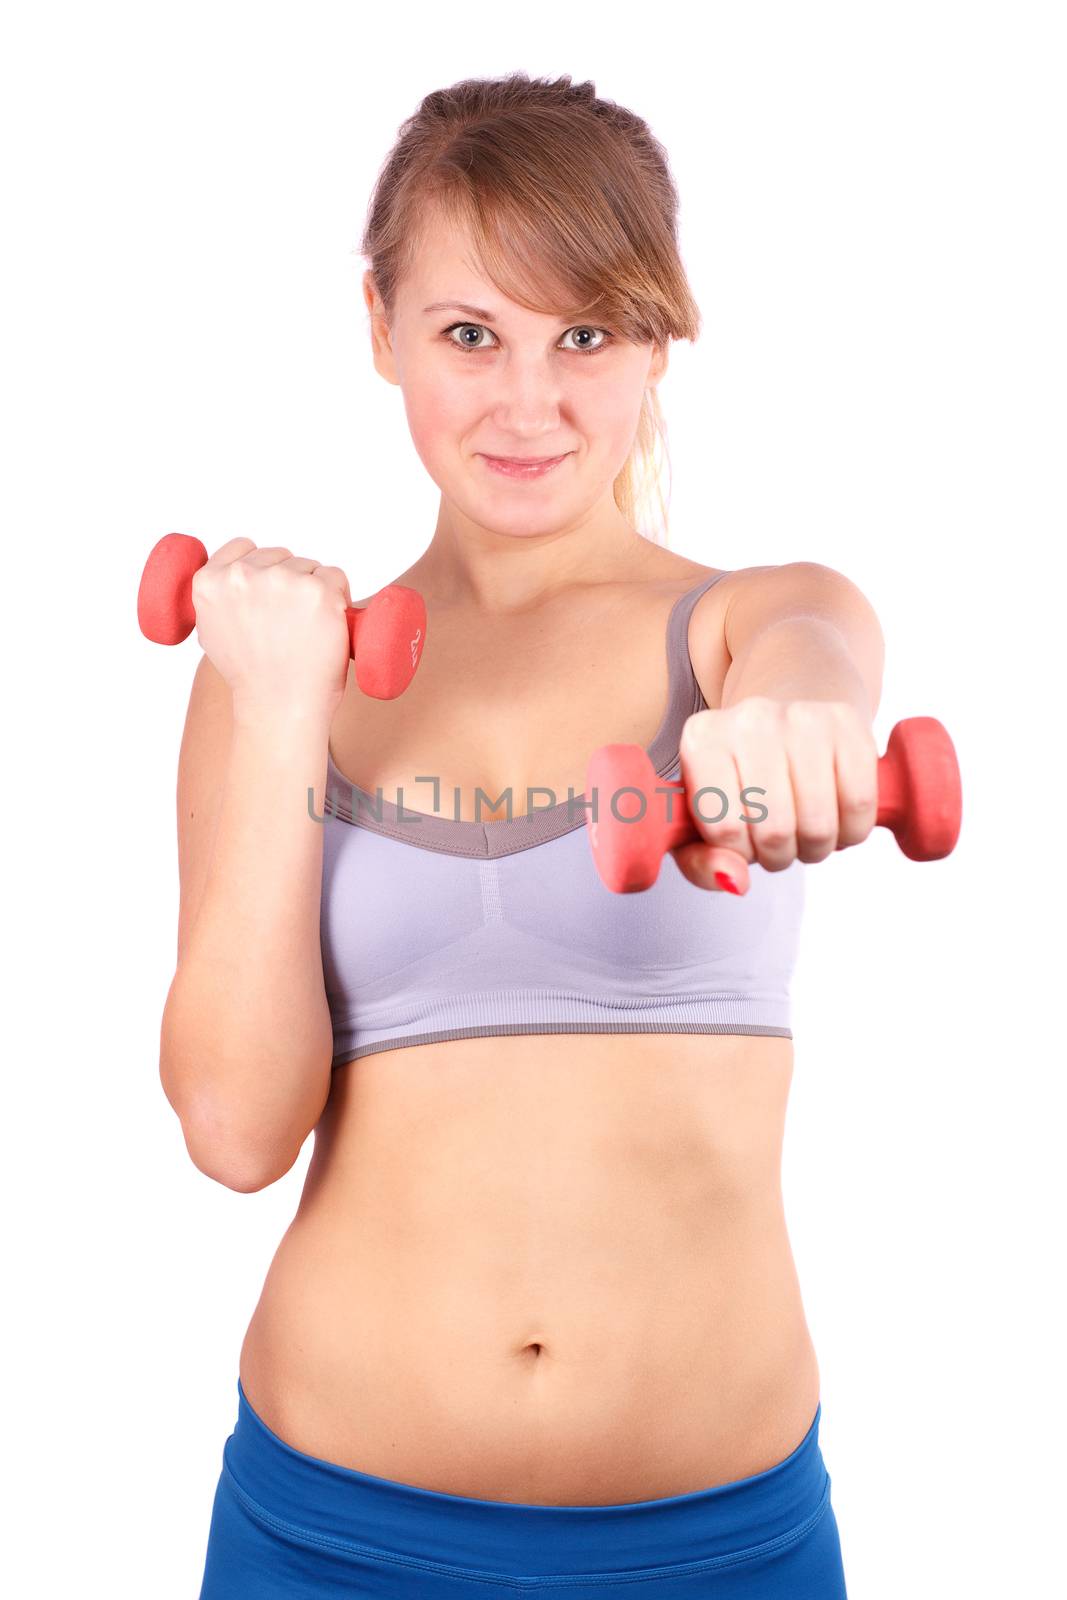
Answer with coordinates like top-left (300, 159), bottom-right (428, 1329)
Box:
top-left (3, 3), bottom-right (1064, 1595)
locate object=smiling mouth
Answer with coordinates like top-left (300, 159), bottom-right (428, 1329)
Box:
top-left (479, 452), bottom-right (572, 478)
top-left (483, 453), bottom-right (568, 464)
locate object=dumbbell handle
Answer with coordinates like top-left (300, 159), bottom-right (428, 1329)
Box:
top-left (587, 716), bottom-right (961, 892)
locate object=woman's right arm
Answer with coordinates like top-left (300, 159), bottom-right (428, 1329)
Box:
top-left (159, 653), bottom-right (336, 1191)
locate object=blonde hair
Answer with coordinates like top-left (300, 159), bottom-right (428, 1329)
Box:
top-left (358, 71), bottom-right (702, 546)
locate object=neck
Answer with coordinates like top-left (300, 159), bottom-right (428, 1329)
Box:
top-left (410, 500), bottom-right (658, 614)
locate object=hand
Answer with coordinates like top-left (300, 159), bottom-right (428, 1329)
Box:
top-left (191, 538), bottom-right (354, 723)
top-left (672, 697), bottom-right (880, 894)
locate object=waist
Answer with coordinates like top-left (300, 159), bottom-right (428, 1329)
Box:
top-left (239, 1184), bottom-right (818, 1501)
top-left (222, 1372), bottom-right (829, 1572)
top-left (238, 1032), bottom-right (812, 1499)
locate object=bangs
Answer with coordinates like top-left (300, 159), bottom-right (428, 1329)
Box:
top-left (404, 145), bottom-right (676, 345)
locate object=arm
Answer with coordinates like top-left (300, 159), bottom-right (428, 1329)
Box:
top-left (717, 562), bottom-right (885, 719)
top-left (158, 654), bottom-right (335, 1192)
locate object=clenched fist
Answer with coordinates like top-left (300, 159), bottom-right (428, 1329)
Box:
top-left (672, 697), bottom-right (880, 895)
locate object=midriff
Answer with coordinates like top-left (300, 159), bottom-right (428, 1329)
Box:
top-left (237, 1028), bottom-right (821, 1506)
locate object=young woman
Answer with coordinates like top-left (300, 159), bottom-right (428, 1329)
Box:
top-left (170, 72), bottom-right (883, 1598)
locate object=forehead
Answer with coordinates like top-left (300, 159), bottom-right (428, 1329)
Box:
top-left (401, 206), bottom-right (574, 322)
top-left (403, 210), bottom-right (489, 298)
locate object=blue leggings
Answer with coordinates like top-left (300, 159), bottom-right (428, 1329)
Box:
top-left (198, 1378), bottom-right (848, 1597)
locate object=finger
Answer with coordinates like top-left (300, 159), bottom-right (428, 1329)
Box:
top-left (782, 707), bottom-right (840, 864)
top-left (273, 556), bottom-right (322, 574)
top-left (206, 537), bottom-right (258, 565)
top-left (831, 715), bottom-right (880, 850)
top-left (671, 841), bottom-right (751, 895)
top-left (734, 722), bottom-right (797, 873)
top-left (309, 564), bottom-right (353, 607)
top-left (242, 546), bottom-right (295, 567)
top-left (678, 717), bottom-right (754, 863)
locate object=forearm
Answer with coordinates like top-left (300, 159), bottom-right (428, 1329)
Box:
top-left (160, 711), bottom-right (335, 1188)
top-left (721, 616), bottom-right (880, 721)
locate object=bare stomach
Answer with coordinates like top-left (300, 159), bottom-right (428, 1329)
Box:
top-left (238, 1031), bottom-right (821, 1506)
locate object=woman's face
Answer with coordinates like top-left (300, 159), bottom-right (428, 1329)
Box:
top-left (363, 211), bottom-right (667, 539)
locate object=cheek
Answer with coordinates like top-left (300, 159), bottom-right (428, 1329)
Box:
top-left (572, 384), bottom-right (644, 470)
top-left (574, 356), bottom-right (647, 444)
top-left (596, 387), bottom-right (644, 450)
top-left (401, 378), bottom-right (472, 460)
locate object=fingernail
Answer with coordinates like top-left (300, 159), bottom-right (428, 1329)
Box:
top-left (714, 871), bottom-right (741, 895)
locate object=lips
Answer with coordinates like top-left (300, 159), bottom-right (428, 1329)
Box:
top-left (484, 454), bottom-right (568, 465)
top-left (479, 452), bottom-right (571, 480)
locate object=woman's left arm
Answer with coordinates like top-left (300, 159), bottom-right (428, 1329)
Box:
top-left (719, 561), bottom-right (884, 719)
top-left (677, 562), bottom-right (886, 894)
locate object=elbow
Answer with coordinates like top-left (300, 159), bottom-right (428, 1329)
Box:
top-left (159, 1070), bottom-right (301, 1192)
top-left (180, 1112), bottom-right (300, 1193)
top-left (158, 994), bottom-right (311, 1192)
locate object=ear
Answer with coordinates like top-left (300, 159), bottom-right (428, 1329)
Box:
top-left (648, 341), bottom-right (669, 389)
top-left (362, 269), bottom-right (375, 314)
top-left (363, 270), bottom-right (399, 387)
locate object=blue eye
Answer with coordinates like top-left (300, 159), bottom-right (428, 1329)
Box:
top-left (442, 323), bottom-right (613, 357)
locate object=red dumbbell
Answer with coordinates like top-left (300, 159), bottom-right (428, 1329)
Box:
top-left (137, 532), bottom-right (426, 700)
top-left (586, 716), bottom-right (962, 893)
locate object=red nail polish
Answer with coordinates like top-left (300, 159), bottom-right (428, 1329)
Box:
top-left (714, 871), bottom-right (741, 895)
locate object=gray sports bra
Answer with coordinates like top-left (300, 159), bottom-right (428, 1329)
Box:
top-left (318, 570), bottom-right (804, 1067)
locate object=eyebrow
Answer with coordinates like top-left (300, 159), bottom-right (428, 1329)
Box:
top-left (423, 301), bottom-right (497, 321)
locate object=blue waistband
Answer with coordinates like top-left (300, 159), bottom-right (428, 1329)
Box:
top-left (221, 1378), bottom-right (830, 1578)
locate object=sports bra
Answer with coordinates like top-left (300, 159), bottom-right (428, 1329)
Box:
top-left (318, 570), bottom-right (804, 1068)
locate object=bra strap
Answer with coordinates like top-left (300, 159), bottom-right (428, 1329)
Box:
top-left (645, 570), bottom-right (730, 775)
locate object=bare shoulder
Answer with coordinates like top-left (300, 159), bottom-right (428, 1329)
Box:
top-left (686, 563), bottom-right (779, 706)
top-left (687, 561), bottom-right (780, 632)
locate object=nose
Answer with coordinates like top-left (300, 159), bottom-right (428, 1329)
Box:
top-left (488, 358), bottom-right (567, 436)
